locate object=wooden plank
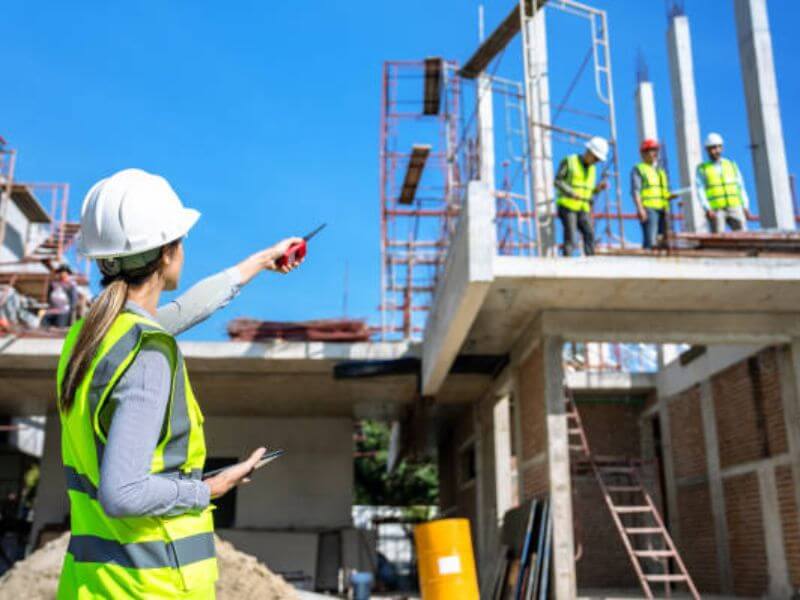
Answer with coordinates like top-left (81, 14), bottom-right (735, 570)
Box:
top-left (398, 144), bottom-right (431, 205)
top-left (460, 0), bottom-right (547, 79)
top-left (423, 57), bottom-right (443, 115)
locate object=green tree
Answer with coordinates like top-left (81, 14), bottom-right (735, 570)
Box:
top-left (354, 421), bottom-right (438, 506)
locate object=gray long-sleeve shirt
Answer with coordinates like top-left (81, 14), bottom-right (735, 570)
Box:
top-left (96, 267), bottom-right (242, 517)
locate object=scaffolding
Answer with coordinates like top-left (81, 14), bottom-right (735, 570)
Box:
top-left (0, 140), bottom-right (86, 308)
top-left (378, 0), bottom-right (635, 342)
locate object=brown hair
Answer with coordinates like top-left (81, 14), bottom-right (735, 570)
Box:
top-left (59, 240), bottom-right (180, 412)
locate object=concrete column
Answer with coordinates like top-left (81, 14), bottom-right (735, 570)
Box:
top-left (493, 395), bottom-right (514, 525)
top-left (756, 465), bottom-right (793, 597)
top-left (635, 81), bottom-right (659, 143)
top-left (778, 342), bottom-right (800, 557)
top-left (667, 14), bottom-right (707, 233)
top-left (542, 335), bottom-right (576, 599)
top-left (30, 414), bottom-right (68, 551)
top-left (699, 380), bottom-right (733, 593)
top-left (526, 10), bottom-right (556, 254)
top-left (477, 73), bottom-right (496, 192)
top-left (734, 0), bottom-right (795, 230)
top-left (657, 398), bottom-right (681, 541)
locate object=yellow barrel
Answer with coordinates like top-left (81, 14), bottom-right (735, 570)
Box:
top-left (414, 518), bottom-right (479, 600)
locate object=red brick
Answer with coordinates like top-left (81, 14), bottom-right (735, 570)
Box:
top-left (668, 385), bottom-right (707, 480)
top-left (776, 465), bottom-right (800, 588)
top-left (518, 348), bottom-right (546, 462)
top-left (724, 473), bottom-right (768, 597)
top-left (675, 482), bottom-right (720, 592)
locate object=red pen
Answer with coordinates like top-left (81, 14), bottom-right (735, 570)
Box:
top-left (276, 223), bottom-right (326, 268)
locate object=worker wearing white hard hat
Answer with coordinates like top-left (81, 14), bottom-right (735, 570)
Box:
top-left (554, 136), bottom-right (610, 256)
top-left (696, 132), bottom-right (751, 232)
top-left (57, 168), bottom-right (305, 598)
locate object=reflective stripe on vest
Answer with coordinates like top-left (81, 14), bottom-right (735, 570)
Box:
top-left (57, 311), bottom-right (216, 596)
top-left (636, 162), bottom-right (670, 210)
top-left (557, 154), bottom-right (596, 212)
top-left (68, 532), bottom-right (215, 571)
top-left (701, 158), bottom-right (743, 209)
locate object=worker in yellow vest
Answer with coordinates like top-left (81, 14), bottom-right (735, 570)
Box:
top-left (696, 132), bottom-right (751, 232)
top-left (632, 138), bottom-right (678, 249)
top-left (56, 168), bottom-right (304, 598)
top-left (555, 136), bottom-right (609, 256)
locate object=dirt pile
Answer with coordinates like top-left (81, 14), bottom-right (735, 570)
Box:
top-left (0, 533), bottom-right (300, 599)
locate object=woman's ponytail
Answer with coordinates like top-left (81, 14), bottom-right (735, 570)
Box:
top-left (59, 278), bottom-right (129, 412)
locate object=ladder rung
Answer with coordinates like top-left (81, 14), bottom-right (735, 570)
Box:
top-left (606, 486), bottom-right (642, 492)
top-left (568, 428), bottom-right (582, 435)
top-left (634, 550), bottom-right (674, 558)
top-left (613, 506), bottom-right (652, 514)
top-left (599, 466), bottom-right (635, 473)
top-left (644, 574), bottom-right (687, 582)
top-left (625, 527), bottom-right (662, 534)
top-left (568, 445), bottom-right (585, 452)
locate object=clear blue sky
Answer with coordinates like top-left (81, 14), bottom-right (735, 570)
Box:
top-left (3, 1), bottom-right (798, 340)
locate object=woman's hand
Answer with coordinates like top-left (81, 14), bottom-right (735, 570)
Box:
top-left (203, 447), bottom-right (266, 499)
top-left (236, 237), bottom-right (306, 284)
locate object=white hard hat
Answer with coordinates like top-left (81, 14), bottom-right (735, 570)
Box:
top-left (704, 132), bottom-right (724, 147)
top-left (585, 136), bottom-right (609, 162)
top-left (78, 168), bottom-right (200, 259)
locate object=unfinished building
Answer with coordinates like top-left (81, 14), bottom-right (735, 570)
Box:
top-left (0, 0), bottom-right (799, 598)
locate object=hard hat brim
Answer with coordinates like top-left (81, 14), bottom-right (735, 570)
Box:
top-left (78, 207), bottom-right (201, 259)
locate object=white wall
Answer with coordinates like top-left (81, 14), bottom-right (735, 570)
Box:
top-left (203, 416), bottom-right (354, 529)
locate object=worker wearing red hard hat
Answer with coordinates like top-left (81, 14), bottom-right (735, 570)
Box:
top-left (631, 138), bottom-right (678, 249)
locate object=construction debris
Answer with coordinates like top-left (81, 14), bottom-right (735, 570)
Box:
top-left (0, 533), bottom-right (300, 600)
top-left (228, 317), bottom-right (371, 342)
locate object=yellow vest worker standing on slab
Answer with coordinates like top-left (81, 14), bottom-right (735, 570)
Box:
top-left (555, 136), bottom-right (610, 256)
top-left (57, 169), bottom-right (304, 599)
top-left (631, 138), bottom-right (677, 249)
top-left (696, 132), bottom-right (752, 232)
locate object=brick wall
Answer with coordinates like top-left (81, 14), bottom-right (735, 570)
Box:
top-left (724, 473), bottom-right (768, 597)
top-left (712, 349), bottom-right (787, 469)
top-left (518, 347), bottom-right (546, 464)
top-left (776, 465), bottom-right (800, 589)
top-left (675, 482), bottom-right (720, 592)
top-left (573, 477), bottom-right (638, 589)
top-left (668, 385), bottom-right (707, 480)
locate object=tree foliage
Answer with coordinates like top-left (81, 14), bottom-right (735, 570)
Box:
top-left (354, 421), bottom-right (438, 506)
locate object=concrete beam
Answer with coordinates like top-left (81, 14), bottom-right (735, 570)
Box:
top-left (422, 181), bottom-right (495, 395)
top-left (526, 9), bottom-right (556, 254)
top-left (477, 74), bottom-right (495, 191)
top-left (635, 81), bottom-right (658, 143)
top-left (539, 309), bottom-right (800, 345)
top-left (667, 14), bottom-right (706, 232)
top-left (493, 395), bottom-right (514, 526)
top-left (699, 380), bottom-right (733, 594)
top-left (734, 0), bottom-right (794, 230)
top-left (542, 335), bottom-right (576, 599)
top-left (757, 465), bottom-right (793, 597)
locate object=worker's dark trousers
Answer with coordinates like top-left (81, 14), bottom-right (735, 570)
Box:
top-left (558, 205), bottom-right (595, 256)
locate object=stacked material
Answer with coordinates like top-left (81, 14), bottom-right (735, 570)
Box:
top-left (228, 318), bottom-right (371, 342)
top-left (0, 533), bottom-right (300, 600)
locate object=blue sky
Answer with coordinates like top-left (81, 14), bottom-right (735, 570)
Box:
top-left (3, 1), bottom-right (799, 340)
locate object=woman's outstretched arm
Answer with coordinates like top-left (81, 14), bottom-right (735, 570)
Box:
top-left (155, 237), bottom-right (304, 336)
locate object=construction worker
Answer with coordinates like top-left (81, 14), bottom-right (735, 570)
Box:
top-left (56, 168), bottom-right (304, 599)
top-left (555, 136), bottom-right (609, 256)
top-left (697, 132), bottom-right (751, 232)
top-left (632, 139), bottom-right (677, 249)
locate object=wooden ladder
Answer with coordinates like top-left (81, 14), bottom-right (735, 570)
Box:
top-left (566, 389), bottom-right (700, 599)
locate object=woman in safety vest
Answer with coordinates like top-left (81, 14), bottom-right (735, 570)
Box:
top-left (56, 168), bottom-right (303, 598)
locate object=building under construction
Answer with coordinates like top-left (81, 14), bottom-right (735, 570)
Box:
top-left (1, 0), bottom-right (799, 598)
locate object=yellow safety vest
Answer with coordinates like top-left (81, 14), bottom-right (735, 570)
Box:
top-left (700, 158), bottom-right (743, 209)
top-left (556, 154), bottom-right (596, 213)
top-left (56, 311), bottom-right (218, 599)
top-left (636, 162), bottom-right (670, 210)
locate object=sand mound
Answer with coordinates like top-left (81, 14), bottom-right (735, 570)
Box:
top-left (0, 533), bottom-right (300, 599)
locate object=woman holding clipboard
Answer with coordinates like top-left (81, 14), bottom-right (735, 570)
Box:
top-left (56, 168), bottom-right (300, 599)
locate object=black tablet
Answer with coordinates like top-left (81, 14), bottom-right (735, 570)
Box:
top-left (203, 449), bottom-right (285, 478)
